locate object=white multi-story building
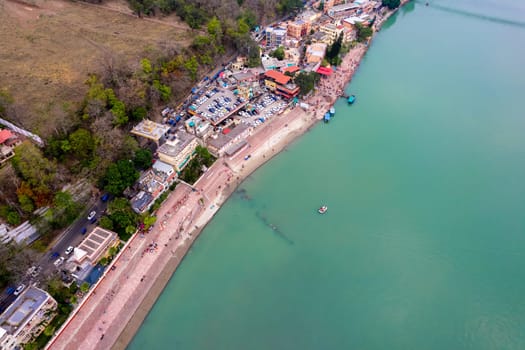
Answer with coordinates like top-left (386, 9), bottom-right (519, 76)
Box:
top-left (157, 131), bottom-right (199, 173)
top-left (0, 287), bottom-right (57, 350)
top-left (265, 27), bottom-right (287, 48)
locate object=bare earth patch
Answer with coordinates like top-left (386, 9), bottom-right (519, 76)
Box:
top-left (0, 0), bottom-right (194, 137)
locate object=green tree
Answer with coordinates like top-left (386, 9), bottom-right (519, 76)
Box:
top-left (180, 146), bottom-right (216, 184)
top-left (18, 194), bottom-right (34, 213)
top-left (142, 215), bottom-right (157, 230)
top-left (107, 197), bottom-right (138, 240)
top-left (240, 10), bottom-right (257, 30)
top-left (140, 58), bottom-right (153, 75)
top-left (325, 32), bottom-right (343, 65)
top-left (103, 160), bottom-right (139, 196)
top-left (6, 210), bottom-right (21, 226)
top-left (52, 191), bottom-right (82, 228)
top-left (192, 35), bottom-right (212, 53)
top-left (80, 282), bottom-right (90, 293)
top-left (270, 46), bottom-right (285, 61)
top-left (99, 216), bottom-right (114, 230)
top-left (132, 106), bottom-right (147, 121)
top-left (106, 89), bottom-right (128, 126)
top-left (133, 148), bottom-right (153, 170)
top-left (382, 0), bottom-right (401, 10)
top-left (294, 71), bottom-right (320, 97)
top-left (355, 23), bottom-right (373, 43)
top-left (69, 128), bottom-right (95, 161)
top-left (276, 0), bottom-right (303, 14)
top-left (207, 17), bottom-right (223, 43)
top-left (152, 80), bottom-right (172, 102)
top-left (184, 56), bottom-right (199, 81)
top-left (11, 142), bottom-right (57, 206)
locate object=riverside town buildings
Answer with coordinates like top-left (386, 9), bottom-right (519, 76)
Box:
top-left (263, 70), bottom-right (300, 99)
top-left (156, 131), bottom-right (199, 173)
top-left (265, 27), bottom-right (287, 48)
top-left (130, 119), bottom-right (170, 146)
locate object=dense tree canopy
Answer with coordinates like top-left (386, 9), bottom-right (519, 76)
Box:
top-left (11, 142), bottom-right (58, 207)
top-left (106, 197), bottom-right (139, 240)
top-left (382, 0), bottom-right (401, 10)
top-left (102, 160), bottom-right (139, 196)
top-left (355, 23), bottom-right (373, 43)
top-left (325, 33), bottom-right (343, 66)
top-left (294, 72), bottom-right (319, 97)
top-left (0, 243), bottom-right (37, 289)
top-left (133, 149), bottom-right (153, 170)
top-left (270, 46), bottom-right (285, 61)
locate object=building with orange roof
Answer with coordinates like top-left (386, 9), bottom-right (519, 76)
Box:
top-left (0, 130), bottom-right (14, 145)
top-left (263, 70), bottom-right (300, 99)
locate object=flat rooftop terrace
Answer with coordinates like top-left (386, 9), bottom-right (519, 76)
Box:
top-left (131, 120), bottom-right (170, 141)
top-left (0, 287), bottom-right (50, 335)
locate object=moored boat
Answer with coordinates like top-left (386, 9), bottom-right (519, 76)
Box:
top-left (318, 205), bottom-right (328, 214)
top-left (329, 107), bottom-right (335, 116)
top-left (348, 95), bottom-right (356, 104)
top-left (324, 113), bottom-right (331, 123)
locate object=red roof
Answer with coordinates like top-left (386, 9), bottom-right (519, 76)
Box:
top-left (264, 70), bottom-right (291, 85)
top-left (316, 66), bottom-right (333, 76)
top-left (282, 66), bottom-right (300, 74)
top-left (0, 130), bottom-right (13, 144)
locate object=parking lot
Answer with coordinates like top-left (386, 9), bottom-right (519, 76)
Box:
top-left (191, 88), bottom-right (245, 125)
top-left (238, 93), bottom-right (289, 128)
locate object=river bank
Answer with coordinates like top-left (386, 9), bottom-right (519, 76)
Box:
top-left (46, 4), bottom-right (409, 350)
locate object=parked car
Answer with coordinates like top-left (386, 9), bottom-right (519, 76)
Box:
top-left (31, 266), bottom-right (41, 278)
top-left (13, 284), bottom-right (26, 296)
top-left (26, 266), bottom-right (37, 276)
top-left (100, 193), bottom-right (109, 202)
top-left (81, 227), bottom-right (87, 235)
top-left (54, 257), bottom-right (65, 267)
top-left (65, 246), bottom-right (74, 255)
top-left (87, 211), bottom-right (96, 220)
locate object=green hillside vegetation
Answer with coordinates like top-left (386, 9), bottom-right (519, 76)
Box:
top-left (0, 0), bottom-right (303, 246)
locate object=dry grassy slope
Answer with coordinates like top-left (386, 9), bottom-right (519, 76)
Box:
top-left (0, 0), bottom-right (195, 137)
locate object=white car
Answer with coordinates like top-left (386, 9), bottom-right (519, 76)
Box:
top-left (54, 257), bottom-right (65, 267)
top-left (14, 284), bottom-right (26, 296)
top-left (65, 246), bottom-right (74, 255)
top-left (87, 211), bottom-right (96, 221)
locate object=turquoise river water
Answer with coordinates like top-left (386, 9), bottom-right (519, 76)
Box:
top-left (129, 1), bottom-right (525, 349)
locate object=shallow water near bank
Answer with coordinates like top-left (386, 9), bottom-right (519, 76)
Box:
top-left (129, 1), bottom-right (525, 349)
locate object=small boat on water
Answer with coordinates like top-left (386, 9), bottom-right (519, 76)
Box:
top-left (318, 205), bottom-right (328, 214)
top-left (329, 107), bottom-right (335, 116)
top-left (348, 95), bottom-right (356, 105)
top-left (324, 113), bottom-right (331, 123)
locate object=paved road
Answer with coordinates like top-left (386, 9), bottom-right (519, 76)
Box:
top-left (41, 198), bottom-right (110, 275)
top-left (0, 196), bottom-right (110, 312)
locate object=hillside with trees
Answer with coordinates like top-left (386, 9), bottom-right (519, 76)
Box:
top-left (0, 0), bottom-right (303, 245)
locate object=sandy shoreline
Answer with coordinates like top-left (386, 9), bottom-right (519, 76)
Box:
top-left (46, 4), bottom-right (408, 349)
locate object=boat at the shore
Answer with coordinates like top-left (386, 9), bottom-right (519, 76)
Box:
top-left (318, 206), bottom-right (328, 214)
top-left (329, 107), bottom-right (335, 116)
top-left (348, 95), bottom-right (356, 104)
top-left (324, 113), bottom-right (331, 123)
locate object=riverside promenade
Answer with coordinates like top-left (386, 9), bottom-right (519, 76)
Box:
top-left (47, 3), bottom-right (410, 348)
top-left (47, 43), bottom-right (373, 350)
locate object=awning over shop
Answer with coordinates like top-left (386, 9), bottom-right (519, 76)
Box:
top-left (316, 66), bottom-right (333, 76)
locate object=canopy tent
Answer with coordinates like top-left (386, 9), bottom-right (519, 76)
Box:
top-left (316, 66), bottom-right (333, 76)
